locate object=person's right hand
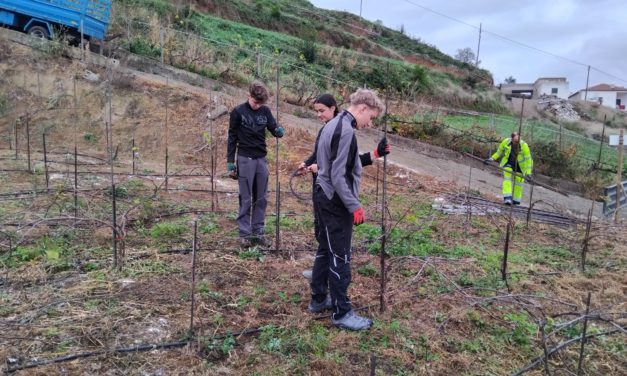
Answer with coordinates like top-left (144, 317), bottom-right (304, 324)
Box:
top-left (353, 208), bottom-right (365, 225)
top-left (296, 162), bottom-right (308, 176)
top-left (227, 162), bottom-right (236, 172)
top-left (308, 163), bottom-right (319, 174)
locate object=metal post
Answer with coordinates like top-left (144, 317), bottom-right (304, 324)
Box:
top-left (526, 183), bottom-right (535, 226)
top-left (43, 133), bottom-right (49, 189)
top-left (597, 115), bottom-right (606, 169)
top-left (160, 27), bottom-right (164, 65)
top-left (256, 53), bottom-right (261, 78)
top-left (380, 63), bottom-right (390, 313)
top-left (131, 138), bottom-right (136, 175)
top-left (614, 129), bottom-right (624, 223)
top-left (275, 66), bottom-right (281, 253)
top-left (466, 165), bottom-right (472, 223)
top-left (37, 69), bottom-right (41, 97)
top-left (165, 148), bottom-right (169, 191)
top-left (112, 183), bottom-right (118, 268)
top-left (26, 114), bottom-right (31, 172)
top-left (80, 16), bottom-right (85, 61)
top-left (577, 293), bottom-right (592, 375)
top-left (165, 77), bottom-right (169, 191)
top-left (189, 220), bottom-right (198, 336)
top-left (14, 118), bottom-right (18, 159)
top-left (74, 145), bottom-right (78, 217)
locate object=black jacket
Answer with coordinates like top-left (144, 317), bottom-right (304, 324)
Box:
top-left (227, 102), bottom-right (279, 162)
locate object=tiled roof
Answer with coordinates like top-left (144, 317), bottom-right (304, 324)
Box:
top-left (586, 83), bottom-right (627, 91)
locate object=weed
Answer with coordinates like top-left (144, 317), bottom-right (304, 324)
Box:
top-left (357, 263), bottom-right (378, 277)
top-left (238, 247), bottom-right (264, 261)
top-left (149, 221), bottom-right (188, 240)
top-left (503, 311), bottom-right (537, 348)
top-left (259, 325), bottom-right (282, 353)
top-left (207, 333), bottom-right (236, 355)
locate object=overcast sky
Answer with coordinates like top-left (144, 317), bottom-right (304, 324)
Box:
top-left (309, 0), bottom-right (627, 95)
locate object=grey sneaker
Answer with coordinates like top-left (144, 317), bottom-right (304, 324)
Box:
top-left (332, 310), bottom-right (372, 331)
top-left (307, 295), bottom-right (332, 313)
top-left (302, 270), bottom-right (313, 280)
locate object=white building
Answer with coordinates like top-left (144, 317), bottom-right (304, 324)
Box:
top-left (568, 83), bottom-right (627, 111)
top-left (499, 77), bottom-right (569, 99)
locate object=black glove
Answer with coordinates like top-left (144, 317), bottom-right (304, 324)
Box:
top-left (483, 158), bottom-right (493, 165)
top-left (374, 137), bottom-right (390, 158)
top-left (525, 174), bottom-right (533, 182)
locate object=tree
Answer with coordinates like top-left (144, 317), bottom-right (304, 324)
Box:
top-left (454, 47), bottom-right (478, 65)
top-left (504, 76), bottom-right (516, 84)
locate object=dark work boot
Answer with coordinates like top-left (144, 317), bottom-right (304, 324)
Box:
top-left (307, 295), bottom-right (332, 313)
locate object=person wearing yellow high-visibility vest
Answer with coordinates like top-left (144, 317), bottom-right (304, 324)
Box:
top-left (484, 132), bottom-right (533, 205)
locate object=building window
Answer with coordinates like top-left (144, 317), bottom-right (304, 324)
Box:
top-left (551, 88), bottom-right (558, 94)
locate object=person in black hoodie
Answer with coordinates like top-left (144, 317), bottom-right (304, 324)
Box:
top-left (227, 81), bottom-right (284, 247)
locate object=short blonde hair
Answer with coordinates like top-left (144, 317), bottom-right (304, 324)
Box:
top-left (349, 89), bottom-right (385, 115)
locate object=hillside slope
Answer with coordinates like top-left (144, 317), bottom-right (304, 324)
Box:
top-left (0, 31), bottom-right (625, 376)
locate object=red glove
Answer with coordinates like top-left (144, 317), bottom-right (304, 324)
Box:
top-left (353, 207), bottom-right (365, 225)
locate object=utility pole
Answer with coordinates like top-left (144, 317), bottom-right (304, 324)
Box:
top-left (584, 65), bottom-right (591, 101)
top-left (475, 23), bottom-right (482, 66)
top-left (359, 0), bottom-right (363, 18)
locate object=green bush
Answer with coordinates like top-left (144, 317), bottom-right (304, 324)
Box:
top-left (125, 37), bottom-right (161, 59)
top-left (149, 221), bottom-right (188, 239)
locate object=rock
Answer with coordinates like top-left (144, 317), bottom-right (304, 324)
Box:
top-left (207, 105), bottom-right (228, 120)
top-left (83, 70), bottom-right (100, 82)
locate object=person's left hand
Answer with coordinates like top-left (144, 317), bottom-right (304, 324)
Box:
top-left (274, 127), bottom-right (285, 138)
top-left (374, 137), bottom-right (390, 158)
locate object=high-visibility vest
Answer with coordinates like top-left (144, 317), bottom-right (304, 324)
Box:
top-left (491, 138), bottom-right (533, 175)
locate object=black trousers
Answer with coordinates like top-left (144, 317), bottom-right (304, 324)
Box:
top-left (310, 185), bottom-right (353, 319)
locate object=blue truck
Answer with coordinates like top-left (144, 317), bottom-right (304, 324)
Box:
top-left (0, 0), bottom-right (111, 41)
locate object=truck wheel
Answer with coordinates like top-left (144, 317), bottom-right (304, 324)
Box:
top-left (27, 25), bottom-right (50, 39)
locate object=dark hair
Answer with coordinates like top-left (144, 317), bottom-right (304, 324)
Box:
top-left (249, 81), bottom-right (269, 103)
top-left (314, 93), bottom-right (339, 117)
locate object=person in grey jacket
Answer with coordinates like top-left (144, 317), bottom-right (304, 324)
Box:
top-left (227, 81), bottom-right (284, 247)
top-left (307, 89), bottom-right (386, 331)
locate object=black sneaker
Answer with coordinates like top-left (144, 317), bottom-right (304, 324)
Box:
top-left (239, 237), bottom-right (253, 248)
top-left (307, 295), bottom-right (332, 313)
top-left (332, 310), bottom-right (372, 331)
top-left (253, 235), bottom-right (270, 248)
